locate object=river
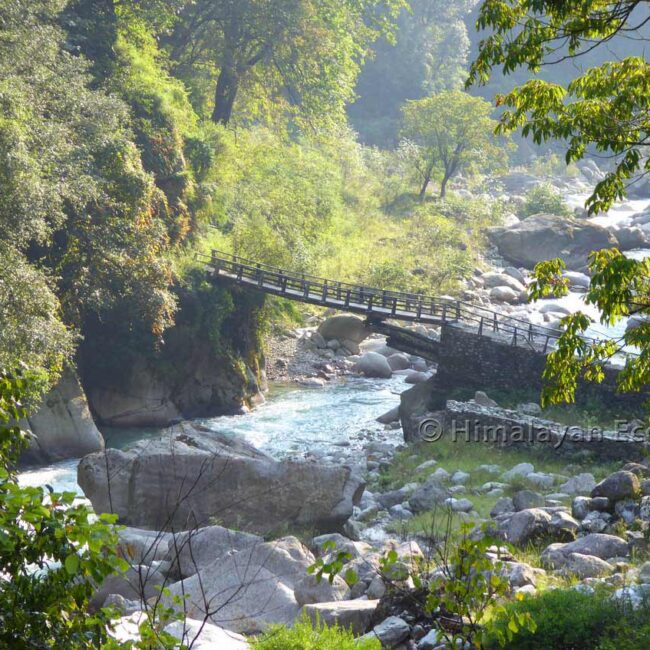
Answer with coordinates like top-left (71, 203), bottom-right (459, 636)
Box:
top-left (18, 195), bottom-right (650, 499)
top-left (18, 374), bottom-right (407, 497)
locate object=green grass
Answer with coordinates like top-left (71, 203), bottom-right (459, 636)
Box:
top-left (376, 436), bottom-right (618, 542)
top-left (251, 615), bottom-right (380, 650)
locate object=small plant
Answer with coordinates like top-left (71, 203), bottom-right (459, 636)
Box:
top-left (307, 541), bottom-right (358, 587)
top-left (482, 586), bottom-right (621, 649)
top-left (251, 614), bottom-right (380, 650)
top-left (521, 183), bottom-right (573, 219)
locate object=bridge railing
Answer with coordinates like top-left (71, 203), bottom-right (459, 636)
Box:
top-left (199, 250), bottom-right (619, 355)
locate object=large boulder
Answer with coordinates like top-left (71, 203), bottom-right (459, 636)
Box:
top-left (488, 213), bottom-right (618, 270)
top-left (355, 352), bottom-right (393, 379)
top-left (165, 537), bottom-right (312, 634)
top-left (318, 315), bottom-right (370, 345)
top-left (408, 477), bottom-right (451, 513)
top-left (165, 525), bottom-right (263, 578)
top-left (302, 600), bottom-right (379, 635)
top-left (544, 533), bottom-right (629, 562)
top-left (21, 371), bottom-right (104, 465)
top-left (591, 471), bottom-right (640, 502)
top-left (78, 425), bottom-right (365, 534)
top-left (499, 508), bottom-right (553, 545)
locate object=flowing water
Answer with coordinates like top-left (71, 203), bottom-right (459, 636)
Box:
top-left (18, 195), bottom-right (650, 497)
top-left (17, 374), bottom-right (408, 497)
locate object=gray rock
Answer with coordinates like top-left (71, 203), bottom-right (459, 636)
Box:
top-left (637, 561), bottom-right (650, 584)
top-left (387, 353), bottom-right (411, 371)
top-left (640, 495), bottom-right (650, 521)
top-left (416, 460), bottom-right (437, 473)
top-left (473, 391), bottom-right (498, 409)
top-left (294, 573), bottom-right (350, 607)
top-left (409, 478), bottom-right (451, 513)
top-left (516, 402), bottom-right (542, 416)
top-left (490, 286), bottom-right (521, 304)
top-left (118, 527), bottom-right (174, 565)
top-left (451, 470), bottom-right (471, 485)
top-left (556, 533), bottom-right (629, 560)
top-left (501, 463), bottom-right (534, 482)
top-left (163, 619), bottom-right (249, 650)
top-left (79, 425), bottom-right (364, 534)
top-left (500, 508), bottom-right (552, 545)
top-left (356, 352), bottom-right (393, 379)
top-left (560, 553), bottom-right (614, 579)
top-left (165, 525), bottom-right (262, 579)
top-left (444, 498), bottom-right (474, 513)
top-left (481, 272), bottom-right (526, 293)
top-left (404, 371), bottom-right (429, 384)
top-left (165, 536), bottom-right (312, 634)
top-left (318, 315), bottom-right (370, 345)
top-left (418, 629), bottom-right (442, 650)
top-left (488, 213), bottom-right (618, 270)
top-left (21, 371), bottom-right (104, 465)
top-left (377, 406), bottom-right (400, 425)
top-left (526, 473), bottom-right (555, 490)
top-left (490, 497), bottom-right (515, 518)
top-left (615, 499), bottom-right (639, 524)
top-left (507, 562), bottom-right (543, 588)
top-left (302, 600), bottom-right (378, 635)
top-left (549, 511), bottom-right (579, 540)
top-left (561, 473), bottom-right (596, 495)
top-left (361, 616), bottom-right (410, 648)
top-left (580, 511), bottom-right (612, 534)
top-left (513, 490), bottom-right (545, 511)
top-left (591, 471), bottom-right (640, 502)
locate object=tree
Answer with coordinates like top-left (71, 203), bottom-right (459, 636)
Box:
top-left (0, 0), bottom-right (178, 350)
top-left (168, 0), bottom-right (405, 126)
top-left (401, 90), bottom-right (505, 199)
top-left (468, 1), bottom-right (650, 407)
top-left (468, 1), bottom-right (650, 215)
top-left (349, 0), bottom-right (474, 146)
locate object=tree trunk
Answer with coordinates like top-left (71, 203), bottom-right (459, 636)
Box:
top-left (440, 173), bottom-right (450, 198)
top-left (419, 175), bottom-right (431, 200)
top-left (212, 67), bottom-right (239, 125)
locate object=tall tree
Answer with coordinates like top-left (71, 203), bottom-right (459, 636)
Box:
top-left (349, 0), bottom-right (475, 146)
top-left (401, 90), bottom-right (504, 198)
top-left (468, 1), bottom-right (650, 407)
top-left (168, 0), bottom-right (405, 126)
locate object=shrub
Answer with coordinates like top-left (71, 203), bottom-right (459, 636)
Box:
top-left (483, 587), bottom-right (622, 649)
top-left (521, 183), bottom-right (573, 218)
top-left (251, 615), bottom-right (380, 650)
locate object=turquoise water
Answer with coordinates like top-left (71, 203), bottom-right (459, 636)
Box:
top-left (17, 375), bottom-right (408, 496)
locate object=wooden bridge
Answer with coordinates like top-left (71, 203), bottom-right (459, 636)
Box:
top-left (201, 250), bottom-right (586, 354)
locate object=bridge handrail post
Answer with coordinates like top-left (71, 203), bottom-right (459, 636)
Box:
top-left (493, 312), bottom-right (498, 332)
top-left (442, 303), bottom-right (447, 322)
top-left (367, 295), bottom-right (374, 313)
top-left (455, 300), bottom-right (461, 320)
top-left (322, 282), bottom-right (328, 302)
top-left (345, 289), bottom-right (351, 307)
top-left (304, 281), bottom-right (310, 299)
top-left (392, 297), bottom-right (397, 316)
top-left (512, 326), bottom-right (518, 346)
top-left (478, 317), bottom-right (484, 336)
top-left (336, 282), bottom-right (342, 301)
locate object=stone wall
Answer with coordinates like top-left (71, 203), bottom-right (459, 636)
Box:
top-left (434, 324), bottom-right (645, 412)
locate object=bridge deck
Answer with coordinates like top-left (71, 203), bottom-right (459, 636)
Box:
top-left (200, 250), bottom-right (582, 353)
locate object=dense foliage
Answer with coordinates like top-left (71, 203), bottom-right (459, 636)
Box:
top-left (0, 372), bottom-right (124, 647)
top-left (484, 587), bottom-right (650, 650)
